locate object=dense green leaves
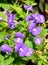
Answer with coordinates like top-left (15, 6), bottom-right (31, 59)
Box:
top-left (22, 0), bottom-right (37, 6)
top-left (0, 55), bottom-right (14, 65)
top-left (4, 57), bottom-right (14, 65)
top-left (10, 4), bottom-right (26, 19)
top-left (0, 55), bottom-right (4, 65)
top-left (37, 61), bottom-right (42, 65)
top-left (0, 3), bottom-right (11, 9)
top-left (38, 55), bottom-right (47, 64)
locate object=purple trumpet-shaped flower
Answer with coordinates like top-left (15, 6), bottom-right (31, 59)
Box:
top-left (26, 14), bottom-right (37, 22)
top-left (8, 21), bottom-right (15, 29)
top-left (15, 42), bottom-right (24, 52)
top-left (29, 22), bottom-right (36, 32)
top-left (19, 45), bottom-right (28, 56)
top-left (7, 13), bottom-right (16, 20)
top-left (26, 14), bottom-right (33, 22)
top-left (0, 44), bottom-right (12, 54)
top-left (32, 14), bottom-right (45, 23)
top-left (7, 13), bottom-right (16, 29)
top-left (26, 14), bottom-right (45, 23)
top-left (14, 38), bottom-right (23, 43)
top-left (15, 32), bottom-right (25, 38)
top-left (31, 14), bottom-right (45, 23)
top-left (32, 27), bottom-right (41, 36)
top-left (26, 48), bottom-right (34, 56)
top-left (24, 4), bottom-right (33, 11)
top-left (34, 37), bottom-right (42, 45)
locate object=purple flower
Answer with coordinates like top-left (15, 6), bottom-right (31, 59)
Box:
top-left (7, 13), bottom-right (16, 20)
top-left (14, 38), bottom-right (23, 43)
top-left (30, 14), bottom-right (45, 23)
top-left (8, 21), bottom-right (15, 29)
top-left (26, 14), bottom-right (33, 22)
top-left (26, 48), bottom-right (34, 56)
top-left (29, 22), bottom-right (36, 32)
top-left (0, 44), bottom-right (12, 54)
top-left (26, 14), bottom-right (37, 22)
top-left (32, 27), bottom-right (41, 36)
top-left (26, 14), bottom-right (45, 23)
top-left (24, 4), bottom-right (33, 11)
top-left (15, 32), bottom-right (25, 38)
top-left (19, 45), bottom-right (28, 56)
top-left (15, 42), bottom-right (34, 57)
top-left (19, 45), bottom-right (34, 57)
top-left (7, 13), bottom-right (16, 29)
top-left (35, 14), bottom-right (45, 23)
top-left (15, 42), bottom-right (24, 52)
top-left (34, 37), bottom-right (42, 45)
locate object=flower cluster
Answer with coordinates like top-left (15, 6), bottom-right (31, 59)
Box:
top-left (0, 4), bottom-right (45, 57)
top-left (0, 32), bottom-right (34, 57)
top-left (25, 13), bottom-right (45, 45)
top-left (14, 32), bottom-right (34, 57)
top-left (26, 13), bottom-right (45, 45)
top-left (15, 42), bottom-right (34, 57)
top-left (0, 32), bottom-right (34, 56)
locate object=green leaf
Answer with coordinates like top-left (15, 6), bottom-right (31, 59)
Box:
top-left (22, 0), bottom-right (37, 6)
top-left (39, 28), bottom-right (48, 37)
top-left (32, 3), bottom-right (37, 6)
top-left (10, 4), bottom-right (26, 19)
top-left (0, 55), bottom-right (4, 65)
top-left (0, 22), bottom-right (8, 28)
top-left (0, 3), bottom-right (11, 9)
top-left (38, 55), bottom-right (47, 64)
top-left (38, 61), bottom-right (42, 65)
top-left (20, 21), bottom-right (28, 27)
top-left (0, 12), bottom-right (7, 21)
top-left (25, 39), bottom-right (33, 48)
top-left (26, 53), bottom-right (36, 61)
top-left (45, 44), bottom-right (48, 50)
top-left (7, 39), bottom-right (15, 47)
top-left (0, 31), bottom-right (7, 42)
top-left (35, 43), bottom-right (43, 50)
top-left (4, 57), bottom-right (14, 65)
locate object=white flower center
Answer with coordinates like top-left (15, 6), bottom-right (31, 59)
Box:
top-left (20, 48), bottom-right (23, 52)
top-left (16, 38), bottom-right (21, 42)
top-left (33, 28), bottom-right (37, 32)
top-left (37, 39), bottom-right (40, 44)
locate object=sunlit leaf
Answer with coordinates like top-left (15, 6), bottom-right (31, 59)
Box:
top-left (0, 31), bottom-right (7, 42)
